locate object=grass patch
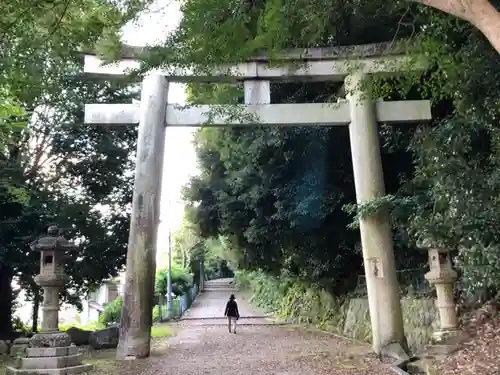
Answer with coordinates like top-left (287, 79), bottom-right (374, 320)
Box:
top-left (84, 327), bottom-right (176, 374)
top-left (0, 356), bottom-right (13, 375)
top-left (83, 349), bottom-right (151, 374)
top-left (84, 349), bottom-right (120, 374)
top-left (150, 323), bottom-right (174, 338)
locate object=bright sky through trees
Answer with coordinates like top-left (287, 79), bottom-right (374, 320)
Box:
top-left (121, 0), bottom-right (198, 258)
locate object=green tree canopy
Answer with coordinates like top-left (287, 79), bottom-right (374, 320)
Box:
top-left (0, 0), bottom-right (154, 333)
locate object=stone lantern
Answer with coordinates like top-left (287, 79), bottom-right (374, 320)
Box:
top-left (423, 245), bottom-right (460, 342)
top-left (6, 225), bottom-right (92, 374)
top-left (30, 225), bottom-right (74, 346)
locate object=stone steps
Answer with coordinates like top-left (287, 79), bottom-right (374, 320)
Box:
top-left (181, 315), bottom-right (268, 320)
top-left (22, 353), bottom-right (84, 370)
top-left (204, 279), bottom-right (234, 289)
top-left (181, 319), bottom-right (289, 326)
top-left (203, 290), bottom-right (235, 292)
top-left (424, 343), bottom-right (459, 357)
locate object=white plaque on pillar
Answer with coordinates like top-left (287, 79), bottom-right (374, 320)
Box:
top-left (369, 257), bottom-right (384, 278)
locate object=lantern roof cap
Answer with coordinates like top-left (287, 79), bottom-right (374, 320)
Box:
top-left (30, 225), bottom-right (77, 252)
top-left (416, 236), bottom-right (451, 251)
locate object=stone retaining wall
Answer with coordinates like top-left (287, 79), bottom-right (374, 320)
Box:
top-left (342, 297), bottom-right (439, 354)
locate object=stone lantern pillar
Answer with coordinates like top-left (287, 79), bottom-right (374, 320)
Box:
top-left (6, 225), bottom-right (92, 374)
top-left (423, 246), bottom-right (460, 342)
top-left (30, 225), bottom-right (74, 346)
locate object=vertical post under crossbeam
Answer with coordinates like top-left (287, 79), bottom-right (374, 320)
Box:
top-left (166, 224), bottom-right (172, 317)
top-left (345, 72), bottom-right (406, 354)
top-left (117, 75), bottom-right (168, 360)
top-left (244, 80), bottom-right (271, 105)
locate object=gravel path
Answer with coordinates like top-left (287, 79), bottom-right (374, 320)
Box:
top-left (110, 279), bottom-right (395, 375)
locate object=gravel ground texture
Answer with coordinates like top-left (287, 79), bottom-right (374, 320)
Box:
top-left (85, 279), bottom-right (396, 375)
top-left (97, 324), bottom-right (396, 375)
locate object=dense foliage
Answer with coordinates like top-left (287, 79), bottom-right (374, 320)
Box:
top-left (170, 218), bottom-right (234, 281)
top-left (99, 296), bottom-right (124, 326)
top-left (0, 77), bottom-right (136, 332)
top-left (155, 264), bottom-right (194, 297)
top-left (235, 270), bottom-right (347, 327)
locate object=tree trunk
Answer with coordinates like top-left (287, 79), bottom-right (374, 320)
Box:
top-left (0, 264), bottom-right (13, 335)
top-left (32, 288), bottom-right (41, 333)
top-left (413, 0), bottom-right (500, 53)
top-left (182, 249), bottom-right (187, 269)
top-left (472, 0), bottom-right (500, 53)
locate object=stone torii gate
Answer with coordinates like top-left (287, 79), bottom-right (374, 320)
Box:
top-left (83, 43), bottom-right (431, 359)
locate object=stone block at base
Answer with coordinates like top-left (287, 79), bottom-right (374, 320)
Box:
top-left (22, 354), bottom-right (83, 369)
top-left (431, 329), bottom-right (462, 344)
top-left (10, 345), bottom-right (29, 358)
top-left (407, 358), bottom-right (432, 374)
top-left (10, 338), bottom-right (30, 358)
top-left (26, 347), bottom-right (78, 358)
top-left (5, 364), bottom-right (93, 375)
top-left (380, 342), bottom-right (410, 361)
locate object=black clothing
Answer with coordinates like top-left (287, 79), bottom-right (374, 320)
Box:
top-left (225, 299), bottom-right (240, 318)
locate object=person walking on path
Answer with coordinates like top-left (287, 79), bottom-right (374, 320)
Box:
top-left (224, 294), bottom-right (240, 334)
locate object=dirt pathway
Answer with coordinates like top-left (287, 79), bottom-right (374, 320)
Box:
top-left (115, 279), bottom-right (395, 375)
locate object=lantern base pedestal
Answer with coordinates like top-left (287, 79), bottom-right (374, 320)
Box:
top-left (30, 331), bottom-right (72, 348)
top-left (5, 345), bottom-right (93, 375)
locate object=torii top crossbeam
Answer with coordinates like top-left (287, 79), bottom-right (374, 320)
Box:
top-left (83, 42), bottom-right (425, 82)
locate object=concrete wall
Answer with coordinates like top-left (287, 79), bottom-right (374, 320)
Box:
top-left (342, 297), bottom-right (439, 354)
top-left (79, 281), bottom-right (120, 325)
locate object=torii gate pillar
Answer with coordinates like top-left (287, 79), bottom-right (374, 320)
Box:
top-left (346, 72), bottom-right (407, 353)
top-left (118, 75), bottom-right (168, 359)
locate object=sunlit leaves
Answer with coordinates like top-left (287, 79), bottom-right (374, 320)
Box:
top-left (138, 0), bottom-right (415, 75)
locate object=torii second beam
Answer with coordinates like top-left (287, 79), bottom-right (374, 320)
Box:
top-left (84, 101), bottom-right (431, 126)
